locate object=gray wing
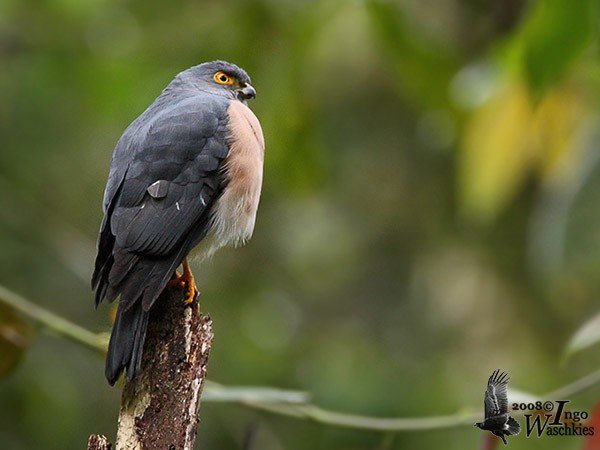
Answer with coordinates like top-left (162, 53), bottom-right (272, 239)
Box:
top-left (92, 90), bottom-right (231, 312)
top-left (484, 370), bottom-right (510, 418)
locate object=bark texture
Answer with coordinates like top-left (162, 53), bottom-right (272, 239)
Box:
top-left (87, 434), bottom-right (112, 450)
top-left (89, 285), bottom-right (214, 450)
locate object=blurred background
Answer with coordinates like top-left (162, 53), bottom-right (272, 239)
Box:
top-left (1, 0), bottom-right (600, 448)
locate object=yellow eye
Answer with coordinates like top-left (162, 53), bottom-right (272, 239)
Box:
top-left (213, 71), bottom-right (233, 85)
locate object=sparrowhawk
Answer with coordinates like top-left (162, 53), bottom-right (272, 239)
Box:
top-left (92, 60), bottom-right (264, 385)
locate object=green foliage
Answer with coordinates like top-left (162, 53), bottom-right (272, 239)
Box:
top-left (519, 0), bottom-right (594, 94)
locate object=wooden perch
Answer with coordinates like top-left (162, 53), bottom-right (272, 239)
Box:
top-left (88, 286), bottom-right (214, 450)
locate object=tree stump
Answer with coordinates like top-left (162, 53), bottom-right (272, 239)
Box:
top-left (88, 286), bottom-right (214, 450)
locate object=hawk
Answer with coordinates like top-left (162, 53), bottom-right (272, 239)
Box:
top-left (92, 61), bottom-right (264, 385)
top-left (475, 370), bottom-right (521, 445)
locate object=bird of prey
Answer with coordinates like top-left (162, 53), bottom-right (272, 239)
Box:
top-left (91, 60), bottom-right (264, 385)
top-left (474, 370), bottom-right (521, 445)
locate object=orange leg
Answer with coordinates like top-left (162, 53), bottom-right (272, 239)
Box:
top-left (168, 259), bottom-right (198, 304)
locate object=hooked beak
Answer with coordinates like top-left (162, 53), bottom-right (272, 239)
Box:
top-left (237, 83), bottom-right (256, 101)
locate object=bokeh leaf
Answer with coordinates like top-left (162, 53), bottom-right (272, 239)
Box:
top-left (0, 303), bottom-right (30, 379)
top-left (459, 81), bottom-right (533, 224)
top-left (519, 0), bottom-right (593, 94)
top-left (531, 85), bottom-right (587, 182)
top-left (366, 0), bottom-right (457, 108)
top-left (565, 311), bottom-right (600, 356)
top-left (459, 80), bottom-right (586, 224)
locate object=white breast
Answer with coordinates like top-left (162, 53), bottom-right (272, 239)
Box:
top-left (193, 100), bottom-right (265, 260)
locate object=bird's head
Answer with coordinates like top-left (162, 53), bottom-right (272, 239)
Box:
top-left (174, 60), bottom-right (256, 103)
top-left (474, 422), bottom-right (484, 429)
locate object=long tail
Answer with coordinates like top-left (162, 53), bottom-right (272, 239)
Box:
top-left (105, 303), bottom-right (149, 385)
top-left (506, 416), bottom-right (521, 435)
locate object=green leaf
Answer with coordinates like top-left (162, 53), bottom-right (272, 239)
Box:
top-left (520, 0), bottom-right (593, 93)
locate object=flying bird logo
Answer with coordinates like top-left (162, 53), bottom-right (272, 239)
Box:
top-left (475, 370), bottom-right (521, 445)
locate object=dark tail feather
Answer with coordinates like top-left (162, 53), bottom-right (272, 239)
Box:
top-left (105, 303), bottom-right (149, 385)
top-left (507, 416), bottom-right (521, 435)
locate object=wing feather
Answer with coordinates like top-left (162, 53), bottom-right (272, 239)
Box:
top-left (93, 90), bottom-right (231, 311)
top-left (483, 370), bottom-right (510, 418)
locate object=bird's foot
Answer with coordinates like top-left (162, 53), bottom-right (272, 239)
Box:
top-left (168, 259), bottom-right (199, 304)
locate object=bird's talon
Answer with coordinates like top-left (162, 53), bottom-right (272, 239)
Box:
top-left (183, 287), bottom-right (198, 304)
top-left (168, 259), bottom-right (198, 305)
top-left (182, 281), bottom-right (198, 304)
top-left (170, 270), bottom-right (182, 280)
